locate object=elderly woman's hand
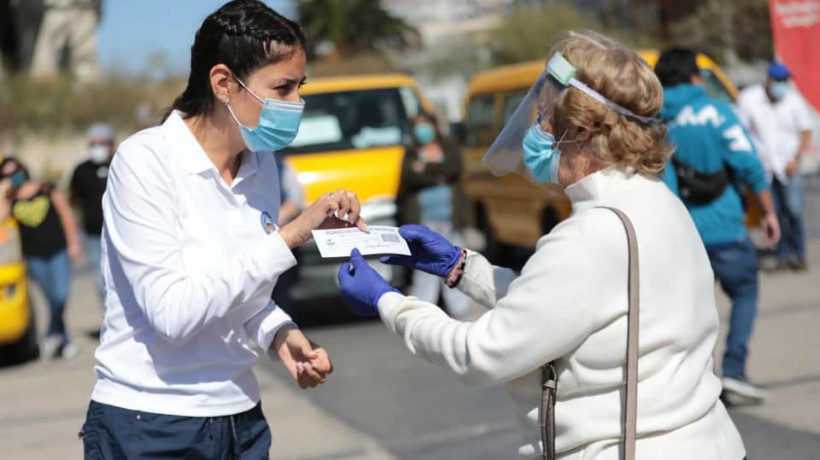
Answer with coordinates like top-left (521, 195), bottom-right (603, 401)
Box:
top-left (380, 224), bottom-right (461, 278)
top-left (279, 188), bottom-right (368, 249)
top-left (338, 249), bottom-right (399, 317)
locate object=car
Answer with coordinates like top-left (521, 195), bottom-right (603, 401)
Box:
top-left (0, 217), bottom-right (38, 366)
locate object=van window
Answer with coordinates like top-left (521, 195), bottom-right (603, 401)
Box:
top-left (701, 69), bottom-right (734, 105)
top-left (465, 94), bottom-right (496, 147)
top-left (399, 86), bottom-right (421, 119)
top-left (501, 90), bottom-right (528, 126)
top-left (283, 87), bottom-right (412, 155)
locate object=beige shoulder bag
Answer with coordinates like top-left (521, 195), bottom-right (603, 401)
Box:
top-left (541, 207), bottom-right (639, 460)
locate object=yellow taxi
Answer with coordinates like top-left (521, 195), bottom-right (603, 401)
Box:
top-left (459, 50), bottom-right (747, 263)
top-left (278, 73), bottom-right (433, 301)
top-left (0, 217), bottom-right (37, 365)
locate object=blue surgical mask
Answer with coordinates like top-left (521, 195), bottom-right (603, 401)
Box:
top-left (522, 123), bottom-right (563, 183)
top-left (227, 76), bottom-right (305, 152)
top-left (769, 82), bottom-right (789, 101)
top-left (413, 123), bottom-right (436, 145)
top-left (9, 171), bottom-right (27, 188)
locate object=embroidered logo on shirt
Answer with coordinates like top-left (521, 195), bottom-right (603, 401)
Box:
top-left (260, 211), bottom-right (275, 234)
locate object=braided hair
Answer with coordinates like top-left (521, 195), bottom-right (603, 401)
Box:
top-left (170, 0), bottom-right (305, 119)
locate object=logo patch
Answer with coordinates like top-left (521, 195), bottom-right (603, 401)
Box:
top-left (260, 211), bottom-right (275, 234)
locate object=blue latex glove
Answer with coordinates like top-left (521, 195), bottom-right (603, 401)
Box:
top-left (338, 248), bottom-right (400, 317)
top-left (379, 224), bottom-right (461, 278)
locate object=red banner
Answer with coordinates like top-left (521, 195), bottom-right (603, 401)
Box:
top-left (769, 0), bottom-right (820, 111)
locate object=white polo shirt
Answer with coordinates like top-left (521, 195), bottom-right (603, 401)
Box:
top-left (737, 84), bottom-right (813, 183)
top-left (91, 111), bottom-right (298, 417)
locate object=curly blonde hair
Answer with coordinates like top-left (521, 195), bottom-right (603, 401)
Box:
top-left (545, 31), bottom-right (673, 175)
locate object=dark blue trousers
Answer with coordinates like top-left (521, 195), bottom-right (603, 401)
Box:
top-left (706, 236), bottom-right (759, 378)
top-left (81, 401), bottom-right (271, 459)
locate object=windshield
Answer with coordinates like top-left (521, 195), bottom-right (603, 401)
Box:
top-left (281, 87), bottom-right (417, 155)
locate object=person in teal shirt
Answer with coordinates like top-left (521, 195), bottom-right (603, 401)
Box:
top-left (655, 48), bottom-right (780, 406)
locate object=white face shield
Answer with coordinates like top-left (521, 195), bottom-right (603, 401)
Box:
top-left (482, 52), bottom-right (658, 177)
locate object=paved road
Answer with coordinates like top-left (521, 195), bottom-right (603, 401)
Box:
top-left (267, 316), bottom-right (820, 459)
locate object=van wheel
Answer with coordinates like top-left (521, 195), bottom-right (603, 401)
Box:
top-left (0, 305), bottom-right (39, 367)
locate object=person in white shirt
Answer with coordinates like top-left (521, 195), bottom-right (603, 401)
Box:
top-left (80, 1), bottom-right (367, 458)
top-left (738, 62), bottom-right (813, 271)
top-left (338, 31), bottom-right (746, 459)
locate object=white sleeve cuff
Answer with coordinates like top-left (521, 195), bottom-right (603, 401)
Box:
top-left (264, 231), bottom-right (298, 273)
top-left (256, 306), bottom-right (296, 362)
top-left (377, 291), bottom-right (407, 333)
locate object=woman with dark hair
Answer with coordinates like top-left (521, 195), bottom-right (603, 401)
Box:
top-left (0, 157), bottom-right (83, 360)
top-left (80, 1), bottom-right (365, 457)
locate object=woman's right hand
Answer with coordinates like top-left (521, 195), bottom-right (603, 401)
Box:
top-left (278, 188), bottom-right (368, 249)
top-left (380, 224), bottom-right (461, 278)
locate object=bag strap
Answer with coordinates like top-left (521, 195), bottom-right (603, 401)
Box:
top-left (540, 206), bottom-right (639, 460)
top-left (612, 207), bottom-right (639, 460)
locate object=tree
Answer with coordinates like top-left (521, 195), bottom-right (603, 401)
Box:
top-left (491, 3), bottom-right (605, 66)
top-left (668, 0), bottom-right (773, 63)
top-left (296, 0), bottom-right (420, 59)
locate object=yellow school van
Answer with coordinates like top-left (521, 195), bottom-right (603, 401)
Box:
top-left (278, 73), bottom-right (432, 302)
top-left (460, 50), bottom-right (745, 262)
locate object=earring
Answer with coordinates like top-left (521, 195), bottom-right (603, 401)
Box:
top-left (218, 95), bottom-right (229, 104)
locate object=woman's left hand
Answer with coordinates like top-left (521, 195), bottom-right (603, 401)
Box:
top-left (273, 324), bottom-right (333, 389)
top-left (279, 188), bottom-right (368, 249)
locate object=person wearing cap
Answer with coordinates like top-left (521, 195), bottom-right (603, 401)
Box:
top-left (654, 48), bottom-right (780, 407)
top-left (337, 31), bottom-right (746, 460)
top-left (738, 62), bottom-right (813, 271)
top-left (70, 123), bottom-right (116, 305)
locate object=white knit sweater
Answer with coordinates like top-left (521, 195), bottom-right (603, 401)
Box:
top-left (378, 168), bottom-right (745, 459)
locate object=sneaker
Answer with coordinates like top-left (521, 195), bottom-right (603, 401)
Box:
top-left (789, 258), bottom-right (808, 272)
top-left (721, 375), bottom-right (766, 406)
top-left (762, 259), bottom-right (789, 273)
top-left (774, 260), bottom-right (792, 272)
top-left (61, 342), bottom-right (79, 360)
top-left (40, 335), bottom-right (62, 361)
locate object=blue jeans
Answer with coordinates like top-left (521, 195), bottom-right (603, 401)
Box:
top-left (26, 250), bottom-right (71, 344)
top-left (84, 235), bottom-right (104, 300)
top-left (771, 174), bottom-right (806, 261)
top-left (81, 401), bottom-right (271, 459)
top-left (707, 237), bottom-right (759, 378)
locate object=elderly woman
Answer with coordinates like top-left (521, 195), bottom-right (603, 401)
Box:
top-left (338, 32), bottom-right (745, 460)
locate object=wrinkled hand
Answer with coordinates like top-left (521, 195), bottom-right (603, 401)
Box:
top-left (280, 188), bottom-right (368, 249)
top-left (379, 224), bottom-right (461, 278)
top-left (760, 212), bottom-right (781, 249)
top-left (273, 324), bottom-right (333, 389)
top-left (338, 248), bottom-right (399, 317)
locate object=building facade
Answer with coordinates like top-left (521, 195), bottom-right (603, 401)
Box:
top-left (0, 0), bottom-right (101, 81)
